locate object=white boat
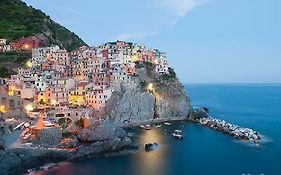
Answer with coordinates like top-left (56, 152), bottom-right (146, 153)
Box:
top-left (144, 124), bottom-right (152, 130)
top-left (172, 130), bottom-right (184, 139)
top-left (43, 121), bottom-right (55, 127)
top-left (140, 124), bottom-right (152, 130)
top-left (5, 118), bottom-right (16, 122)
top-left (164, 122), bottom-right (172, 126)
top-left (155, 124), bottom-right (162, 128)
top-left (13, 122), bottom-right (25, 130)
top-left (23, 133), bottom-right (32, 140)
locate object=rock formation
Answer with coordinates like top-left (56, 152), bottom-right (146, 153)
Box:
top-left (76, 119), bottom-right (133, 156)
top-left (0, 148), bottom-right (70, 175)
top-left (106, 63), bottom-right (192, 125)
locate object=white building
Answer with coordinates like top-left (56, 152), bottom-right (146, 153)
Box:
top-left (155, 58), bottom-right (169, 75)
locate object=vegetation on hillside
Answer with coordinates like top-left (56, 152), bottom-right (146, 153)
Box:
top-left (0, 0), bottom-right (87, 51)
top-left (0, 51), bottom-right (31, 77)
top-left (0, 51), bottom-right (31, 64)
top-left (0, 67), bottom-right (13, 78)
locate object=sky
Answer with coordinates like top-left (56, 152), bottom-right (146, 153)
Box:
top-left (23, 0), bottom-right (281, 83)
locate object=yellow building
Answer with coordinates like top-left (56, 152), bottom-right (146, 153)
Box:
top-left (69, 95), bottom-right (85, 106)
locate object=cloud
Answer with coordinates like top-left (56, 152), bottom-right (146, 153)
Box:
top-left (154, 0), bottom-right (207, 17)
top-left (116, 0), bottom-right (207, 40)
top-left (23, 0), bottom-right (208, 43)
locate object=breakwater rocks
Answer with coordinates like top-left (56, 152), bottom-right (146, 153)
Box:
top-left (195, 117), bottom-right (261, 143)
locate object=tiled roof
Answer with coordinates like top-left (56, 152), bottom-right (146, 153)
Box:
top-left (77, 81), bottom-right (89, 87)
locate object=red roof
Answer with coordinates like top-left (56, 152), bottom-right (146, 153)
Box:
top-left (77, 82), bottom-right (89, 87)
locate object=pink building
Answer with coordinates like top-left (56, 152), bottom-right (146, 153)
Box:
top-left (85, 88), bottom-right (112, 110)
top-left (46, 86), bottom-right (69, 106)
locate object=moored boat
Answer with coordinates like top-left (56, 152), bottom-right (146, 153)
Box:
top-left (164, 122), bottom-right (172, 126)
top-left (155, 124), bottom-right (162, 128)
top-left (172, 130), bottom-right (184, 139)
top-left (144, 124), bottom-right (152, 130)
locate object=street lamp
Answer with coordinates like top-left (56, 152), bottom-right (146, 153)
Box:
top-left (147, 83), bottom-right (154, 91)
top-left (0, 106), bottom-right (6, 113)
top-left (26, 61), bottom-right (32, 68)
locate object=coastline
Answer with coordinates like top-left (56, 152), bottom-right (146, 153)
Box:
top-left (0, 111), bottom-right (263, 175)
top-left (119, 116), bottom-right (188, 129)
top-left (0, 116), bottom-right (187, 175)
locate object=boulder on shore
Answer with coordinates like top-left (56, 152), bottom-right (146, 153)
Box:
top-left (32, 127), bottom-right (62, 148)
top-left (57, 137), bottom-right (78, 149)
top-left (77, 120), bottom-right (132, 155)
top-left (0, 148), bottom-right (70, 175)
top-left (192, 107), bottom-right (208, 119)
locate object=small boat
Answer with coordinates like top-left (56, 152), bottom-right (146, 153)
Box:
top-left (164, 122), bottom-right (172, 126)
top-left (155, 124), bottom-right (162, 128)
top-left (144, 124), bottom-right (151, 130)
top-left (44, 123), bottom-right (55, 127)
top-left (13, 122), bottom-right (25, 130)
top-left (24, 122), bottom-right (30, 128)
top-left (172, 130), bottom-right (184, 139)
top-left (140, 125), bottom-right (145, 129)
top-left (23, 133), bottom-right (32, 140)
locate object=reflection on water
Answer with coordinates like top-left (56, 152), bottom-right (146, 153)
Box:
top-left (133, 129), bottom-right (167, 175)
top-left (26, 162), bottom-right (74, 175)
top-left (4, 130), bottom-right (22, 148)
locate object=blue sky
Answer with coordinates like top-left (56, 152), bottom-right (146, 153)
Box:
top-left (23, 0), bottom-right (281, 83)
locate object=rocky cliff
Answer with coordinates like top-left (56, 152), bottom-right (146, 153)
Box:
top-left (106, 62), bottom-right (192, 125)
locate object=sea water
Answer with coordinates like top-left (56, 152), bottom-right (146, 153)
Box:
top-left (27, 84), bottom-right (281, 175)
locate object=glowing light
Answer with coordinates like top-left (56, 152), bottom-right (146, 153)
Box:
top-left (24, 44), bottom-right (29, 49)
top-left (51, 100), bottom-right (57, 106)
top-left (25, 104), bottom-right (34, 113)
top-left (26, 61), bottom-right (32, 68)
top-left (0, 106), bottom-right (7, 113)
top-left (147, 83), bottom-right (154, 92)
top-left (132, 55), bottom-right (139, 61)
top-left (8, 86), bottom-right (15, 96)
top-left (39, 98), bottom-right (46, 105)
top-left (69, 95), bottom-right (84, 105)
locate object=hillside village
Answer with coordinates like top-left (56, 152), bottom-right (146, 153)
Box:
top-left (0, 39), bottom-right (170, 130)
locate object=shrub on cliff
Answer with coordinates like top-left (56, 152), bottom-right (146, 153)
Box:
top-left (158, 67), bottom-right (176, 81)
top-left (135, 61), bottom-right (144, 68)
top-left (140, 81), bottom-right (148, 91)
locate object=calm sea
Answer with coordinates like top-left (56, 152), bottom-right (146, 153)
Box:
top-left (28, 84), bottom-right (281, 175)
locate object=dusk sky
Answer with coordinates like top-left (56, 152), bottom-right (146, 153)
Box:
top-left (23, 0), bottom-right (281, 83)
